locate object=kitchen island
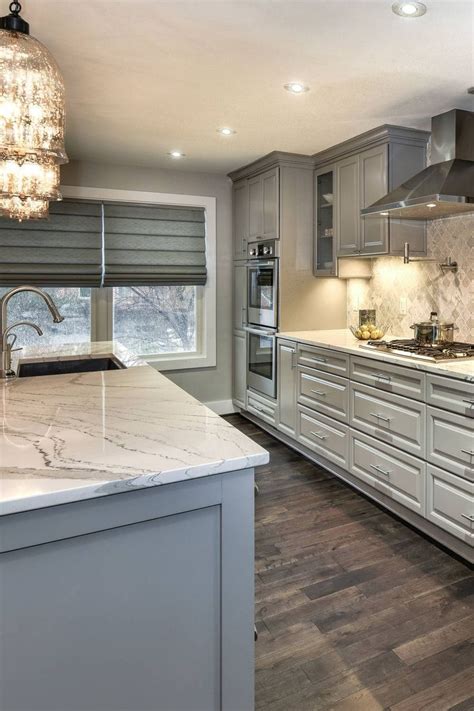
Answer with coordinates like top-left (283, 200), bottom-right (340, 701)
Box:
top-left (0, 342), bottom-right (268, 711)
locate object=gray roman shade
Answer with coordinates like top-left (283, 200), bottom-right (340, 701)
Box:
top-left (0, 199), bottom-right (207, 288)
top-left (103, 202), bottom-right (207, 286)
top-left (0, 201), bottom-right (103, 287)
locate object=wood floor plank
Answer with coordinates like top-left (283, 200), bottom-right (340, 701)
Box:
top-left (391, 668), bottom-right (474, 711)
top-left (224, 415), bottom-right (474, 711)
top-left (394, 616), bottom-right (474, 664)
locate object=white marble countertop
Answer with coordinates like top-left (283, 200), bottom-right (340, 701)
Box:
top-left (0, 342), bottom-right (268, 516)
top-left (278, 330), bottom-right (474, 382)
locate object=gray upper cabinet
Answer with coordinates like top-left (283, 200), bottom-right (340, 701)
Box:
top-left (359, 145), bottom-right (389, 254)
top-left (233, 179), bottom-right (248, 259)
top-left (262, 168), bottom-right (279, 240)
top-left (236, 167), bottom-right (280, 245)
top-left (314, 165), bottom-right (337, 276)
top-left (248, 174), bottom-right (263, 240)
top-left (314, 125), bottom-right (429, 258)
top-left (335, 155), bottom-right (360, 255)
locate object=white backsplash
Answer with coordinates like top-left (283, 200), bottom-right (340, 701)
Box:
top-left (347, 214), bottom-right (474, 341)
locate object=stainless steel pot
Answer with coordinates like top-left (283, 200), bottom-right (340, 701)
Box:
top-left (410, 320), bottom-right (457, 344)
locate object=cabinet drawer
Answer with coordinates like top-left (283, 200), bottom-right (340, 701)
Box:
top-left (298, 366), bottom-right (349, 423)
top-left (297, 344), bottom-right (349, 377)
top-left (350, 356), bottom-right (425, 401)
top-left (350, 382), bottom-right (425, 457)
top-left (247, 390), bottom-right (277, 426)
top-left (298, 405), bottom-right (349, 468)
top-left (427, 465), bottom-right (474, 543)
top-left (350, 431), bottom-right (425, 514)
top-left (427, 406), bottom-right (474, 480)
top-left (426, 374), bottom-right (474, 418)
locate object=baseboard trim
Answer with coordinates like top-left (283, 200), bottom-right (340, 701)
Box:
top-left (205, 399), bottom-right (238, 415)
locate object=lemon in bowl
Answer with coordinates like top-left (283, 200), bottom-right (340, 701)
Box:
top-left (350, 323), bottom-right (386, 340)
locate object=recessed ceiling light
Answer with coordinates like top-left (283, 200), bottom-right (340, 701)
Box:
top-left (426, 202), bottom-right (437, 208)
top-left (217, 127), bottom-right (236, 136)
top-left (168, 150), bottom-right (185, 159)
top-left (392, 2), bottom-right (427, 17)
top-left (284, 82), bottom-right (310, 94)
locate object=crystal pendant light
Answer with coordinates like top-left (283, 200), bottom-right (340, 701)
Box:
top-left (0, 1), bottom-right (68, 220)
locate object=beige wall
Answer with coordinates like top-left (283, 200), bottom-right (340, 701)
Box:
top-left (61, 160), bottom-right (233, 405)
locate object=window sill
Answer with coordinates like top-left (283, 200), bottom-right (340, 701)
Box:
top-left (144, 352), bottom-right (216, 372)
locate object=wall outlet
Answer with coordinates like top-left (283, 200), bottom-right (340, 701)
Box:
top-left (399, 297), bottom-right (408, 315)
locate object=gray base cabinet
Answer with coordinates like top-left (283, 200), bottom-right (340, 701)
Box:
top-left (243, 337), bottom-right (474, 563)
top-left (277, 339), bottom-right (297, 437)
top-left (0, 472), bottom-right (255, 711)
top-left (233, 331), bottom-right (247, 409)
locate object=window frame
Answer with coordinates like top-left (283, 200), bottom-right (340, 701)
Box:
top-left (62, 185), bottom-right (217, 371)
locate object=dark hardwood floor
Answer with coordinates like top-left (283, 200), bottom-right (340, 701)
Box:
top-left (226, 414), bottom-right (474, 711)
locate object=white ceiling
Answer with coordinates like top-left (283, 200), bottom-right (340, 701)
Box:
top-left (22, 0), bottom-right (474, 174)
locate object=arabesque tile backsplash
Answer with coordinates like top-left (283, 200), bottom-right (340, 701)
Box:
top-left (347, 214), bottom-right (474, 341)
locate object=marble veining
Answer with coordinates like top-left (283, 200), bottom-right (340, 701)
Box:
top-left (279, 329), bottom-right (474, 382)
top-left (1, 342), bottom-right (268, 516)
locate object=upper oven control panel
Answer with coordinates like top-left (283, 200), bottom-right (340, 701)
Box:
top-left (247, 240), bottom-right (280, 258)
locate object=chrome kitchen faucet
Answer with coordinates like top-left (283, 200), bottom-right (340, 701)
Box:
top-left (0, 286), bottom-right (64, 381)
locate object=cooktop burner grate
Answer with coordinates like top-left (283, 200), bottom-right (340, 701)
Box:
top-left (361, 339), bottom-right (474, 361)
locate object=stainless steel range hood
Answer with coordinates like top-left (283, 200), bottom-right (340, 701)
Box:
top-left (361, 108), bottom-right (474, 220)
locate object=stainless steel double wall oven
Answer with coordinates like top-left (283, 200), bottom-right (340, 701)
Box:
top-left (245, 240), bottom-right (279, 399)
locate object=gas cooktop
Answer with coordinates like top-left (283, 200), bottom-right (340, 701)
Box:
top-left (359, 339), bottom-right (474, 362)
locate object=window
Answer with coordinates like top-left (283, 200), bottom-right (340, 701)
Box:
top-left (2, 187), bottom-right (216, 371)
top-left (0, 287), bottom-right (91, 348)
top-left (112, 286), bottom-right (200, 357)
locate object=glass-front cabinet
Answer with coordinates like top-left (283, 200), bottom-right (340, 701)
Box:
top-left (314, 166), bottom-right (337, 277)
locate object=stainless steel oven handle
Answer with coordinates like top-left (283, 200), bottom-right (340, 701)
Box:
top-left (244, 326), bottom-right (276, 337)
top-left (245, 261), bottom-right (276, 267)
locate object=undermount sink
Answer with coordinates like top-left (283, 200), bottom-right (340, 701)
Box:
top-left (18, 357), bottom-right (124, 378)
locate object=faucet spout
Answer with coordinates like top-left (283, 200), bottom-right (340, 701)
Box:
top-left (40, 290), bottom-right (65, 324)
top-left (0, 286), bottom-right (65, 381)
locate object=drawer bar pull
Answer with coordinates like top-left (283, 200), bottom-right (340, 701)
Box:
top-left (308, 356), bottom-right (327, 364)
top-left (310, 389), bottom-right (326, 397)
top-left (310, 430), bottom-right (327, 441)
top-left (375, 373), bottom-right (391, 382)
top-left (370, 412), bottom-right (391, 423)
top-left (461, 514), bottom-right (474, 522)
top-left (370, 464), bottom-right (391, 477)
top-left (461, 449), bottom-right (474, 457)
top-left (252, 404), bottom-right (273, 416)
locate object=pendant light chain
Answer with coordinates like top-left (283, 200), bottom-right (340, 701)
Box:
top-left (9, 1), bottom-right (22, 15)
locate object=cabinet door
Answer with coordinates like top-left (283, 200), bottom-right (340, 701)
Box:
top-left (233, 264), bottom-right (247, 331)
top-left (248, 174), bottom-right (263, 240)
top-left (262, 167), bottom-right (279, 240)
top-left (233, 179), bottom-right (249, 259)
top-left (277, 339), bottom-right (297, 437)
top-left (427, 464), bottom-right (474, 543)
top-left (335, 155), bottom-right (360, 255)
top-left (314, 166), bottom-right (337, 276)
top-left (359, 145), bottom-right (389, 255)
top-left (233, 331), bottom-right (247, 409)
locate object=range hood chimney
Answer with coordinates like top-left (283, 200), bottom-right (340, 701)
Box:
top-left (361, 108), bottom-right (474, 220)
